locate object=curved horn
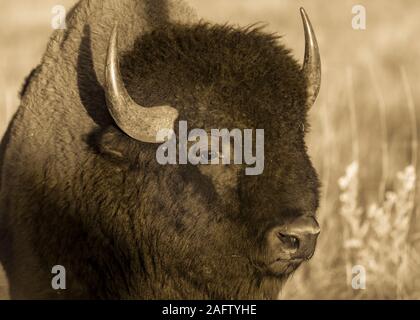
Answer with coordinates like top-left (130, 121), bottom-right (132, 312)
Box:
top-left (105, 25), bottom-right (178, 143)
top-left (300, 8), bottom-right (321, 108)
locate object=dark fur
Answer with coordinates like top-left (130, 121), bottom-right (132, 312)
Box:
top-left (0, 0), bottom-right (319, 299)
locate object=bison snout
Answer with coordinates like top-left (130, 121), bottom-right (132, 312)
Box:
top-left (267, 216), bottom-right (320, 264)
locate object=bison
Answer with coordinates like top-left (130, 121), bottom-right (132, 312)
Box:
top-left (0, 0), bottom-right (321, 299)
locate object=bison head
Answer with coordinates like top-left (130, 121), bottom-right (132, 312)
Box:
top-left (95, 8), bottom-right (321, 299)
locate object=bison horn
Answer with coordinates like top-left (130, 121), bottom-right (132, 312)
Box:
top-left (105, 25), bottom-right (179, 143)
top-left (300, 8), bottom-right (321, 108)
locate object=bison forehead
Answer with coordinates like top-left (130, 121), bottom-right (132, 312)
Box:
top-left (121, 23), bottom-right (308, 130)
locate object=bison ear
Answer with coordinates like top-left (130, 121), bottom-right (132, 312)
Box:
top-left (96, 126), bottom-right (128, 160)
top-left (95, 126), bottom-right (143, 162)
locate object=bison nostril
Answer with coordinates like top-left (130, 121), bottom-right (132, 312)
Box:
top-left (277, 232), bottom-right (300, 250)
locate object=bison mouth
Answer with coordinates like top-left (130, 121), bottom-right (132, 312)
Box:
top-left (267, 258), bottom-right (304, 276)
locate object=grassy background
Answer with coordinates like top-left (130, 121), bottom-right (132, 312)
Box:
top-left (1, 0), bottom-right (419, 299)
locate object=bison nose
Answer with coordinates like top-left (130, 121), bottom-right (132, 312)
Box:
top-left (267, 216), bottom-right (320, 261)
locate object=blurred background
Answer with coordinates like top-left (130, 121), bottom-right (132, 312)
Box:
top-left (1, 0), bottom-right (420, 299)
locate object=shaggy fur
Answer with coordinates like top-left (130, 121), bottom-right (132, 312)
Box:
top-left (0, 0), bottom-right (319, 299)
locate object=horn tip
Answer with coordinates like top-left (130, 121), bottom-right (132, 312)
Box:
top-left (107, 24), bottom-right (120, 69)
top-left (111, 24), bottom-right (119, 39)
top-left (300, 7), bottom-right (309, 22)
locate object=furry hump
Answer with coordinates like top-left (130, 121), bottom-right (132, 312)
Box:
top-left (17, 0), bottom-right (197, 148)
top-left (7, 0), bottom-right (197, 180)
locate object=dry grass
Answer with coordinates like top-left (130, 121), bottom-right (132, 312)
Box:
top-left (1, 0), bottom-right (419, 300)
